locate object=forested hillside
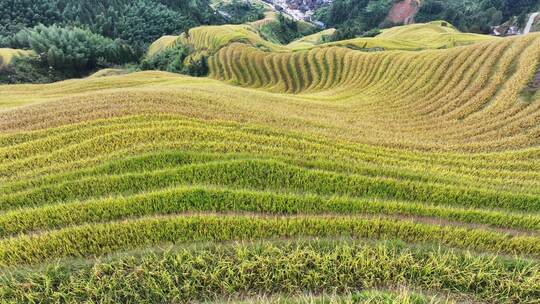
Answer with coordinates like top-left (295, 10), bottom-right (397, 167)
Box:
top-left (316, 0), bottom-right (540, 40)
top-left (416, 0), bottom-right (540, 33)
top-left (0, 0), bottom-right (220, 53)
top-left (315, 0), bottom-right (395, 40)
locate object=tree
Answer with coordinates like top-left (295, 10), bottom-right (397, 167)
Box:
top-left (316, 0), bottom-right (394, 41)
top-left (13, 24), bottom-right (136, 74)
top-left (0, 0), bottom-right (220, 50)
top-left (140, 43), bottom-right (209, 77)
top-left (216, 0), bottom-right (265, 24)
top-left (115, 0), bottom-right (195, 55)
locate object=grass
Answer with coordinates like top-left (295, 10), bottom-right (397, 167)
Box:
top-left (1, 18), bottom-right (540, 303)
top-left (374, 21), bottom-right (496, 49)
top-left (3, 212), bottom-right (540, 265)
top-left (208, 33), bottom-right (530, 96)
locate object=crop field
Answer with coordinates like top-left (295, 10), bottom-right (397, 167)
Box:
top-left (1, 17), bottom-right (540, 303)
top-left (149, 21), bottom-right (496, 60)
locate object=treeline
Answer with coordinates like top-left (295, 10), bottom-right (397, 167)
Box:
top-left (140, 44), bottom-right (209, 77)
top-left (12, 25), bottom-right (135, 72)
top-left (1, 25), bottom-right (137, 84)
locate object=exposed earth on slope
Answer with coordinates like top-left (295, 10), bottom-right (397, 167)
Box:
top-left (387, 0), bottom-right (421, 25)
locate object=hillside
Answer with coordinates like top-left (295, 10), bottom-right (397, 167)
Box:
top-left (0, 17), bottom-right (540, 301)
top-left (147, 21), bottom-right (495, 65)
top-left (142, 20), bottom-right (496, 82)
top-left (315, 0), bottom-right (540, 40)
top-left (323, 21), bottom-right (496, 50)
top-left (0, 0), bottom-right (219, 52)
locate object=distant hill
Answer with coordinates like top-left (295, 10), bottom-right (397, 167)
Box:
top-left (295, 0), bottom-right (539, 39)
top-left (415, 0), bottom-right (539, 34)
top-left (326, 21), bottom-right (496, 51)
top-left (143, 19), bottom-right (496, 91)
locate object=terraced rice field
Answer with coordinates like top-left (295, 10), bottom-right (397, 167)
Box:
top-left (286, 29), bottom-right (337, 50)
top-left (0, 48), bottom-right (33, 68)
top-left (323, 22), bottom-right (496, 51)
top-left (1, 23), bottom-right (540, 303)
top-left (149, 21), bottom-right (499, 89)
top-left (150, 21), bottom-right (496, 59)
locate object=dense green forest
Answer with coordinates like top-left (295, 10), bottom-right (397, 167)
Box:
top-left (0, 0), bottom-right (221, 54)
top-left (1, 24), bottom-right (139, 84)
top-left (14, 25), bottom-right (135, 71)
top-left (315, 0), bottom-right (395, 41)
top-left (317, 0), bottom-right (540, 39)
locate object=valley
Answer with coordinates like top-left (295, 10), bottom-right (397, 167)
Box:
top-left (0, 1), bottom-right (539, 303)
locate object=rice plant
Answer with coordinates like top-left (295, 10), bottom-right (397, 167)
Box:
top-left (0, 19), bottom-right (539, 303)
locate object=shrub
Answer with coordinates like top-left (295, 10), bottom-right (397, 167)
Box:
top-left (140, 44), bottom-right (209, 76)
top-left (315, 0), bottom-right (393, 38)
top-left (114, 0), bottom-right (197, 55)
top-left (0, 56), bottom-right (66, 84)
top-left (362, 28), bottom-right (381, 37)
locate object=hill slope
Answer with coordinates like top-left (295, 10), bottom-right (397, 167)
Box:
top-left (209, 34), bottom-right (540, 150)
top-left (0, 22), bottom-right (540, 304)
top-left (147, 20), bottom-right (496, 64)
